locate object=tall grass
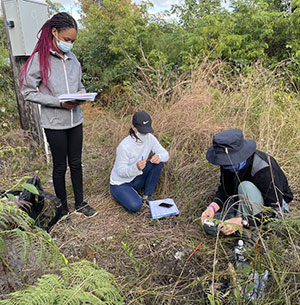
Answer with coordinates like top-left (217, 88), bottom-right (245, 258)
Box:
top-left (77, 61), bottom-right (299, 304)
top-left (1, 61), bottom-right (299, 304)
top-left (87, 60), bottom-right (299, 210)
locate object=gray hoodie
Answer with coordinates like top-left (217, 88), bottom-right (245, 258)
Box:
top-left (21, 50), bottom-right (85, 130)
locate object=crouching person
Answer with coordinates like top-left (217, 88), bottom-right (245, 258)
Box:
top-left (201, 129), bottom-right (293, 236)
top-left (110, 111), bottom-right (169, 213)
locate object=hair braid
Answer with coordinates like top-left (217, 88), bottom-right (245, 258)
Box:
top-left (21, 12), bottom-right (77, 88)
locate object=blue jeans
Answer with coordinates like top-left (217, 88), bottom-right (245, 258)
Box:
top-left (110, 162), bottom-right (163, 213)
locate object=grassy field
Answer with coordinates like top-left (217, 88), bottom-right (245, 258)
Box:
top-left (1, 62), bottom-right (299, 304)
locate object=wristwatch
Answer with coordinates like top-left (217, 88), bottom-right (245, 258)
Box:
top-left (241, 216), bottom-right (249, 228)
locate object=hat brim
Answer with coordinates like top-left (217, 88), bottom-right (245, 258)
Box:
top-left (206, 139), bottom-right (256, 165)
top-left (136, 125), bottom-right (154, 134)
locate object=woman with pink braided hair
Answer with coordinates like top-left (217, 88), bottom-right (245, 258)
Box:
top-left (21, 12), bottom-right (97, 219)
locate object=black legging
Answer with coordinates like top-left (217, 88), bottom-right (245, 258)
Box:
top-left (45, 124), bottom-right (83, 210)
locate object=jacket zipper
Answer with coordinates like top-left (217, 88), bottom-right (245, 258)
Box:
top-left (62, 58), bottom-right (73, 127)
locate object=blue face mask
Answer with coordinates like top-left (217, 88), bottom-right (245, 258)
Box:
top-left (222, 160), bottom-right (247, 172)
top-left (55, 35), bottom-right (73, 53)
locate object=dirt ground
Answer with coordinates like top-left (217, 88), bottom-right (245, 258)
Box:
top-left (50, 192), bottom-right (217, 304)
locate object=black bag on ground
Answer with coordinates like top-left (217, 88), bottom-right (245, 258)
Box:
top-left (1, 176), bottom-right (62, 231)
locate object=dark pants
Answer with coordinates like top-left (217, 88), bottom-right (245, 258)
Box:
top-left (110, 162), bottom-right (162, 213)
top-left (45, 124), bottom-right (83, 211)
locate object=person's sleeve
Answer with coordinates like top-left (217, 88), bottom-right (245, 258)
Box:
top-left (253, 168), bottom-right (283, 206)
top-left (213, 171), bottom-right (228, 210)
top-left (150, 135), bottom-right (169, 162)
top-left (78, 81), bottom-right (86, 93)
top-left (248, 213), bottom-right (262, 227)
top-left (115, 145), bottom-right (143, 178)
top-left (78, 64), bottom-right (86, 93)
top-left (213, 185), bottom-right (226, 210)
top-left (21, 55), bottom-right (61, 108)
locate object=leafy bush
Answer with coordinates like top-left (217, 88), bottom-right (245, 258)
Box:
top-left (0, 17), bottom-right (18, 135)
top-left (74, 0), bottom-right (300, 99)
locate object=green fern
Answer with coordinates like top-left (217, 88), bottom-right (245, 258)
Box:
top-left (0, 199), bottom-right (66, 264)
top-left (0, 260), bottom-right (124, 305)
top-left (0, 199), bottom-right (34, 230)
top-left (0, 199), bottom-right (67, 294)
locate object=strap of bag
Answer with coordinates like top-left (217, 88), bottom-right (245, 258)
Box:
top-left (36, 190), bottom-right (62, 209)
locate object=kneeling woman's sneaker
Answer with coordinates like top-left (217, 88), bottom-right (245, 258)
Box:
top-left (75, 202), bottom-right (98, 218)
top-left (142, 195), bottom-right (154, 205)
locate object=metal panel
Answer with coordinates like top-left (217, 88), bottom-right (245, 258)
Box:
top-left (3, 0), bottom-right (48, 56)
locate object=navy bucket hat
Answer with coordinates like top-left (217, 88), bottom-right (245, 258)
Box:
top-left (206, 129), bottom-right (256, 165)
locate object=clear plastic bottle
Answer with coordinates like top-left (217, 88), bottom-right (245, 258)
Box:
top-left (249, 269), bottom-right (269, 301)
top-left (234, 240), bottom-right (247, 268)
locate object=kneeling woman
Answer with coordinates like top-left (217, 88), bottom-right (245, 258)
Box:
top-left (110, 111), bottom-right (169, 213)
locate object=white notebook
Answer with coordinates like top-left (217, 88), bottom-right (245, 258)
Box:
top-left (148, 198), bottom-right (179, 219)
top-left (58, 92), bottom-right (97, 102)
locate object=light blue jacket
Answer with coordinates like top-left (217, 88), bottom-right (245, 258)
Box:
top-left (21, 50), bottom-right (85, 130)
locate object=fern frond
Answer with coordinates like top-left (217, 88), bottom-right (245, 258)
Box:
top-left (0, 199), bottom-right (67, 295)
top-left (0, 261), bottom-right (124, 305)
top-left (2, 274), bottom-right (64, 305)
top-left (0, 199), bottom-right (34, 231)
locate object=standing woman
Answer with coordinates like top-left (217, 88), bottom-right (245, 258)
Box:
top-left (21, 12), bottom-right (97, 218)
top-left (110, 111), bottom-right (169, 213)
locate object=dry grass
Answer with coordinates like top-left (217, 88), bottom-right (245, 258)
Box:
top-left (1, 61), bottom-right (300, 304)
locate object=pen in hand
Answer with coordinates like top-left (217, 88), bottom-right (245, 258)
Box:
top-left (137, 155), bottom-right (146, 171)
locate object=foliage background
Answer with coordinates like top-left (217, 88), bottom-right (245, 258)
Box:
top-left (74, 0), bottom-right (300, 101)
top-left (0, 0), bottom-right (300, 304)
top-left (0, 17), bottom-right (18, 135)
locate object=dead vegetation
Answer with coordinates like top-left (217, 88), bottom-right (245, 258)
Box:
top-left (1, 62), bottom-right (300, 304)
